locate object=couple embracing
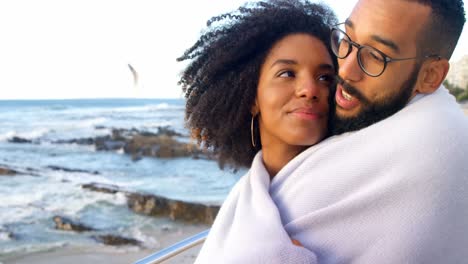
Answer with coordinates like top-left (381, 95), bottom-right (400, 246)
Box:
top-left (177, 0), bottom-right (468, 263)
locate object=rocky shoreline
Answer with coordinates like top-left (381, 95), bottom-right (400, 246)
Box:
top-left (8, 126), bottom-right (215, 161)
top-left (2, 126), bottom-right (221, 248)
top-left (1, 164), bottom-right (220, 247)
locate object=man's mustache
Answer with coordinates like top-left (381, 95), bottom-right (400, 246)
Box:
top-left (334, 75), bottom-right (369, 104)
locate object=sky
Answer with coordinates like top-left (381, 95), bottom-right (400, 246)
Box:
top-left (0, 0), bottom-right (467, 100)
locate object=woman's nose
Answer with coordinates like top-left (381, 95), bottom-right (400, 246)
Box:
top-left (296, 78), bottom-right (321, 101)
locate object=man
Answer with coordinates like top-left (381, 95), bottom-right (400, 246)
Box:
top-left (196, 0), bottom-right (468, 263)
top-left (268, 0), bottom-right (468, 263)
top-left (330, 0), bottom-right (465, 135)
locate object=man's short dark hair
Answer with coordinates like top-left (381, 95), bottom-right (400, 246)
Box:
top-left (409, 0), bottom-right (466, 59)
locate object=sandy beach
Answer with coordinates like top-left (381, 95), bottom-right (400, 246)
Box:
top-left (2, 222), bottom-right (208, 264)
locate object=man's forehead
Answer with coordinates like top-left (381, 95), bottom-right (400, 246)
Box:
top-left (347, 0), bottom-right (431, 53)
top-left (349, 0), bottom-right (431, 30)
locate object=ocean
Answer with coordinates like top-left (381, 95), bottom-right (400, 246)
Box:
top-left (0, 99), bottom-right (243, 260)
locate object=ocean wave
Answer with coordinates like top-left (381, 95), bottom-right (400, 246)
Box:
top-left (0, 179), bottom-right (127, 226)
top-left (0, 117), bottom-right (109, 142)
top-left (110, 103), bottom-right (184, 114)
top-left (0, 206), bottom-right (44, 226)
top-left (0, 228), bottom-right (12, 241)
top-left (0, 128), bottom-right (50, 142)
top-left (0, 241), bottom-right (67, 256)
top-left (126, 226), bottom-right (159, 248)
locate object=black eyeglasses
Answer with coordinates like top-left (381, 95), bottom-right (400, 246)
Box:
top-left (330, 24), bottom-right (441, 77)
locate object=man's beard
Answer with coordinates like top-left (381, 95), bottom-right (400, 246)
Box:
top-left (329, 65), bottom-right (420, 136)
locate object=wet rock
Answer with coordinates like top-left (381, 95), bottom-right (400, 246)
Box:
top-left (0, 167), bottom-right (18, 176)
top-left (82, 182), bottom-right (120, 194)
top-left (82, 182), bottom-right (220, 224)
top-left (124, 134), bottom-right (201, 159)
top-left (8, 137), bottom-right (32, 144)
top-left (126, 193), bottom-right (220, 225)
top-left (47, 165), bottom-right (99, 175)
top-left (54, 138), bottom-right (95, 145)
top-left (95, 136), bottom-right (126, 151)
top-left (155, 126), bottom-right (183, 137)
top-left (92, 234), bottom-right (140, 246)
top-left (52, 216), bottom-right (95, 232)
top-left (51, 126), bottom-right (211, 160)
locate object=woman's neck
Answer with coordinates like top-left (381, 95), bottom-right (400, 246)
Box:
top-left (261, 144), bottom-right (306, 178)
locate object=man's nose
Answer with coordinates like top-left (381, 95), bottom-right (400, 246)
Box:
top-left (338, 49), bottom-right (364, 82)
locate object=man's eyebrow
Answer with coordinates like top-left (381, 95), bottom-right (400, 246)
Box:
top-left (371, 35), bottom-right (400, 53)
top-left (345, 18), bottom-right (400, 53)
top-left (270, 59), bottom-right (297, 68)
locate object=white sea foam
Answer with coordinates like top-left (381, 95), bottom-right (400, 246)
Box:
top-left (0, 230), bottom-right (12, 241)
top-left (0, 128), bottom-right (50, 142)
top-left (73, 117), bottom-right (107, 129)
top-left (127, 227), bottom-right (159, 248)
top-left (0, 241), bottom-right (67, 255)
top-left (110, 103), bottom-right (184, 114)
top-left (46, 170), bottom-right (115, 185)
top-left (42, 185), bottom-right (126, 215)
top-left (0, 206), bottom-right (43, 225)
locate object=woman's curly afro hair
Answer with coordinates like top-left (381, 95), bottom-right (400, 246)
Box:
top-left (178, 0), bottom-right (337, 169)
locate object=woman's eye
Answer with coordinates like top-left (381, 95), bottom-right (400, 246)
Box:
top-left (318, 74), bottom-right (334, 83)
top-left (278, 70), bottom-right (295, 78)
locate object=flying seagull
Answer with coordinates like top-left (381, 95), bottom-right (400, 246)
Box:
top-left (128, 64), bottom-right (138, 88)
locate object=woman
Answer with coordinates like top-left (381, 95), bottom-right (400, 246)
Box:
top-left (178, 1), bottom-right (337, 262)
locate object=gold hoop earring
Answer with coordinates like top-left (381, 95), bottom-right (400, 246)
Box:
top-left (251, 115), bottom-right (256, 148)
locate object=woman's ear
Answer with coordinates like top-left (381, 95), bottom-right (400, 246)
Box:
top-left (414, 58), bottom-right (449, 95)
top-left (251, 99), bottom-right (259, 116)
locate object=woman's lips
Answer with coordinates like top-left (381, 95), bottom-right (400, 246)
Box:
top-left (335, 84), bottom-right (360, 110)
top-left (289, 107), bottom-right (324, 121)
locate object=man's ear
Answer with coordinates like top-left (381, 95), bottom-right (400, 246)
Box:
top-left (414, 58), bottom-right (449, 95)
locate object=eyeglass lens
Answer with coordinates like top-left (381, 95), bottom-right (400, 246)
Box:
top-left (331, 28), bottom-right (386, 76)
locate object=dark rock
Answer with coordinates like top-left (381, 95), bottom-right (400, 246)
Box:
top-left (123, 134), bottom-right (201, 159)
top-left (111, 129), bottom-right (128, 141)
top-left (82, 181), bottom-right (220, 224)
top-left (72, 138), bottom-right (95, 145)
top-left (52, 126), bottom-right (211, 160)
top-left (82, 183), bottom-right (121, 194)
top-left (52, 216), bottom-right (95, 232)
top-left (8, 137), bottom-right (32, 144)
top-left (95, 135), bottom-right (126, 151)
top-left (0, 167), bottom-right (18, 176)
top-left (92, 234), bottom-right (140, 246)
top-left (95, 125), bottom-right (106, 130)
top-left (155, 126), bottom-right (182, 137)
top-left (54, 138), bottom-right (95, 145)
top-left (126, 193), bottom-right (220, 225)
top-left (47, 165), bottom-right (99, 175)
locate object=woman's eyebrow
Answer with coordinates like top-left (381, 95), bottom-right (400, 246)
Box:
top-left (317, 63), bottom-right (335, 71)
top-left (270, 59), bottom-right (297, 69)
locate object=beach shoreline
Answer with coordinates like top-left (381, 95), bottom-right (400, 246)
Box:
top-left (2, 222), bottom-right (208, 264)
